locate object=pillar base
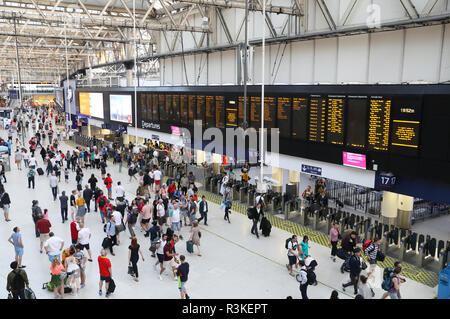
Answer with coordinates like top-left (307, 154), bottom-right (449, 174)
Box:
top-left (381, 216), bottom-right (396, 226)
top-left (397, 209), bottom-right (411, 230)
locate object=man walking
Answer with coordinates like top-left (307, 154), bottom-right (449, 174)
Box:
top-left (59, 191), bottom-right (69, 222)
top-left (36, 216), bottom-right (51, 254)
top-left (251, 203), bottom-right (263, 239)
top-left (176, 255), bottom-right (190, 299)
top-left (49, 172), bottom-right (59, 201)
top-left (340, 231), bottom-right (357, 273)
top-left (6, 261), bottom-right (29, 299)
top-left (8, 227), bottom-right (25, 268)
top-left (286, 235), bottom-right (301, 277)
top-left (105, 216), bottom-right (117, 256)
top-left (197, 196), bottom-right (208, 226)
top-left (77, 223), bottom-right (93, 262)
top-left (298, 259), bottom-right (309, 299)
top-left (83, 185), bottom-right (93, 213)
top-left (44, 232), bottom-right (64, 262)
top-left (98, 249), bottom-right (112, 297)
top-left (27, 167), bottom-right (36, 189)
top-left (342, 248), bottom-right (363, 295)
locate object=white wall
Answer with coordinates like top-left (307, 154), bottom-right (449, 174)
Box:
top-left (128, 127), bottom-right (184, 146)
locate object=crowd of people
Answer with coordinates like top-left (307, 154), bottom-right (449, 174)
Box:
top-left (1, 103), bottom-right (410, 300)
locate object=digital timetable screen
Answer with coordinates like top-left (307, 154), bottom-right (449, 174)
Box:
top-left (309, 96), bottom-right (327, 143)
top-left (135, 91), bottom-right (424, 156)
top-left (327, 96), bottom-right (345, 145)
top-left (368, 97), bottom-right (391, 151)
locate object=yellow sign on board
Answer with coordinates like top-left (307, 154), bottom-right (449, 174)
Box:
top-left (79, 92), bottom-right (90, 116)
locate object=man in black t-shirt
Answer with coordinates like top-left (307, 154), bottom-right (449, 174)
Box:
top-left (70, 190), bottom-right (77, 221)
top-left (176, 255), bottom-right (190, 299)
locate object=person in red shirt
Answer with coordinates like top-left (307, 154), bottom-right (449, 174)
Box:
top-left (168, 182), bottom-right (176, 198)
top-left (70, 217), bottom-right (80, 245)
top-left (98, 249), bottom-right (112, 297)
top-left (104, 173), bottom-right (113, 199)
top-left (36, 218), bottom-right (51, 254)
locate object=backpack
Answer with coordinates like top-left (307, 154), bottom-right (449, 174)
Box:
top-left (383, 267), bottom-right (394, 280)
top-left (247, 207), bottom-right (254, 220)
top-left (128, 211), bottom-right (137, 225)
top-left (11, 271), bottom-right (25, 291)
top-left (98, 197), bottom-right (106, 209)
top-left (381, 274), bottom-right (395, 291)
top-left (285, 238), bottom-right (292, 249)
top-left (106, 206), bottom-right (113, 218)
top-left (363, 240), bottom-right (374, 255)
top-left (302, 269), bottom-right (316, 285)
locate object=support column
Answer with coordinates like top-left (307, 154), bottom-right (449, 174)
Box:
top-left (271, 166), bottom-right (283, 193)
top-left (196, 150), bottom-right (205, 166)
top-left (289, 170), bottom-right (300, 196)
top-left (381, 191), bottom-right (398, 226)
top-left (397, 194), bottom-right (413, 229)
top-left (87, 122), bottom-right (91, 138)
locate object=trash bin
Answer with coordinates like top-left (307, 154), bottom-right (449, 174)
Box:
top-left (438, 266), bottom-right (450, 299)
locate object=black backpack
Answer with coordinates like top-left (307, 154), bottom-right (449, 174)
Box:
top-left (247, 207), bottom-right (254, 220)
top-left (285, 238), bottom-right (292, 249)
top-left (98, 197), bottom-right (106, 209)
top-left (11, 271), bottom-right (25, 291)
top-left (128, 212), bottom-right (138, 225)
top-left (302, 269), bottom-right (316, 285)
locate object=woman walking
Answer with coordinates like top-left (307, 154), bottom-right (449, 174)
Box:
top-left (189, 221), bottom-right (202, 256)
top-left (1, 191), bottom-right (11, 221)
top-left (223, 188), bottom-right (232, 223)
top-left (128, 237), bottom-right (145, 282)
top-left (329, 222), bottom-right (339, 262)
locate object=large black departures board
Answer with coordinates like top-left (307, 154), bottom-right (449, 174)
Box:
top-left (390, 96), bottom-right (422, 156)
top-left (327, 96), bottom-right (345, 145)
top-left (292, 97), bottom-right (308, 140)
top-left (346, 97), bottom-right (368, 148)
top-left (216, 96), bottom-right (225, 128)
top-left (180, 95), bottom-right (188, 124)
top-left (277, 97), bottom-right (291, 138)
top-left (226, 98), bottom-right (238, 128)
top-left (205, 95), bottom-right (215, 127)
top-left (368, 97), bottom-right (391, 151)
top-left (309, 96), bottom-right (327, 143)
top-left (196, 95), bottom-right (205, 124)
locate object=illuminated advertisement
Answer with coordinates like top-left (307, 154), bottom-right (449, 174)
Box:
top-left (343, 152), bottom-right (366, 169)
top-left (110, 94), bottom-right (132, 123)
top-left (89, 93), bottom-right (104, 119)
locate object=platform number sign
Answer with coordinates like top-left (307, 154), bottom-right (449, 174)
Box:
top-left (379, 173), bottom-right (396, 188)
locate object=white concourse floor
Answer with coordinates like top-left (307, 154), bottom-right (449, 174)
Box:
top-left (0, 129), bottom-right (438, 299)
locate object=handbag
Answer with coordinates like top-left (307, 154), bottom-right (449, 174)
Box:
top-left (127, 263), bottom-right (134, 275)
top-left (361, 261), bottom-right (368, 270)
top-left (219, 203), bottom-right (226, 211)
top-left (59, 272), bottom-right (67, 281)
top-left (198, 231), bottom-right (201, 238)
top-left (115, 223), bottom-right (125, 233)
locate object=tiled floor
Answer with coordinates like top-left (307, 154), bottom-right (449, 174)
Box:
top-left (0, 128), bottom-right (438, 299)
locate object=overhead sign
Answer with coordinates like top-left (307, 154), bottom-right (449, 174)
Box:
top-left (171, 126), bottom-right (181, 136)
top-left (343, 152), bottom-right (366, 169)
top-left (301, 164), bottom-right (322, 176)
top-left (378, 173), bottom-right (396, 188)
top-left (151, 134), bottom-right (159, 141)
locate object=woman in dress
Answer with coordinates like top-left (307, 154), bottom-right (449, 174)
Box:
top-left (64, 246), bottom-right (81, 295)
top-left (189, 221), bottom-right (202, 256)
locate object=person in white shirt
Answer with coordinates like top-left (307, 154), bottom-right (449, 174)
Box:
top-left (298, 260), bottom-right (309, 299)
top-left (28, 156), bottom-right (37, 169)
top-left (23, 150), bottom-right (30, 168)
top-left (153, 168), bottom-right (162, 192)
top-left (155, 233), bottom-right (167, 280)
top-left (77, 223), bottom-right (93, 262)
top-left (169, 203), bottom-right (182, 239)
top-left (148, 170), bottom-right (155, 193)
top-left (156, 199), bottom-right (165, 231)
top-left (49, 172), bottom-right (59, 201)
top-left (220, 172), bottom-right (228, 196)
top-left (112, 209), bottom-right (123, 245)
top-left (44, 232), bottom-right (64, 262)
top-left (14, 149), bottom-right (23, 170)
top-left (115, 181), bottom-right (125, 201)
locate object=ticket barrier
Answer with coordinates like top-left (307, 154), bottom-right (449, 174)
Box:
top-left (247, 186), bottom-right (256, 206)
top-left (204, 173), bottom-right (213, 191)
top-left (231, 181), bottom-right (242, 201)
top-left (239, 184), bottom-right (248, 203)
top-left (399, 231), bottom-right (418, 265)
top-left (422, 236), bottom-right (443, 272)
top-left (210, 174), bottom-right (221, 194)
top-left (267, 192), bottom-right (282, 215)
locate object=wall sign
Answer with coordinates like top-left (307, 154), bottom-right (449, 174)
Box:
top-left (343, 152), bottom-right (366, 169)
top-left (301, 164), bottom-right (322, 176)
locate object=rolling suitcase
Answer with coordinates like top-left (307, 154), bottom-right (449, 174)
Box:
top-left (37, 168), bottom-right (44, 176)
top-left (186, 240), bottom-right (194, 253)
top-left (260, 217), bottom-right (272, 237)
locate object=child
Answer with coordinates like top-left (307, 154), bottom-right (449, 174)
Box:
top-left (64, 168), bottom-right (69, 183)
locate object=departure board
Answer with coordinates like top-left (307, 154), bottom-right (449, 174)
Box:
top-left (390, 96), bottom-right (422, 155)
top-left (368, 97), bottom-right (391, 151)
top-left (205, 95), bottom-right (215, 127)
top-left (146, 94), bottom-right (152, 121)
top-left (139, 94), bottom-right (147, 121)
top-left (309, 96), bottom-right (327, 143)
top-left (277, 97), bottom-right (291, 138)
top-left (158, 94), bottom-right (166, 121)
top-left (264, 97), bottom-right (277, 130)
top-left (216, 96), bottom-right (225, 128)
top-left (196, 95), bottom-right (205, 123)
top-left (226, 98), bottom-right (238, 127)
top-left (165, 94), bottom-right (172, 121)
top-left (238, 96), bottom-right (250, 124)
top-left (172, 95), bottom-right (180, 122)
top-left (250, 96), bottom-right (261, 129)
top-left (327, 96), bottom-right (345, 145)
top-left (151, 95), bottom-right (158, 121)
top-left (180, 95), bottom-right (188, 124)
top-left (346, 97), bottom-right (367, 148)
top-left (292, 97), bottom-right (308, 140)
top-left (188, 95), bottom-right (196, 126)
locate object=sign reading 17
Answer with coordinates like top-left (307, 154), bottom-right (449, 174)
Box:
top-left (380, 176), bottom-right (396, 185)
